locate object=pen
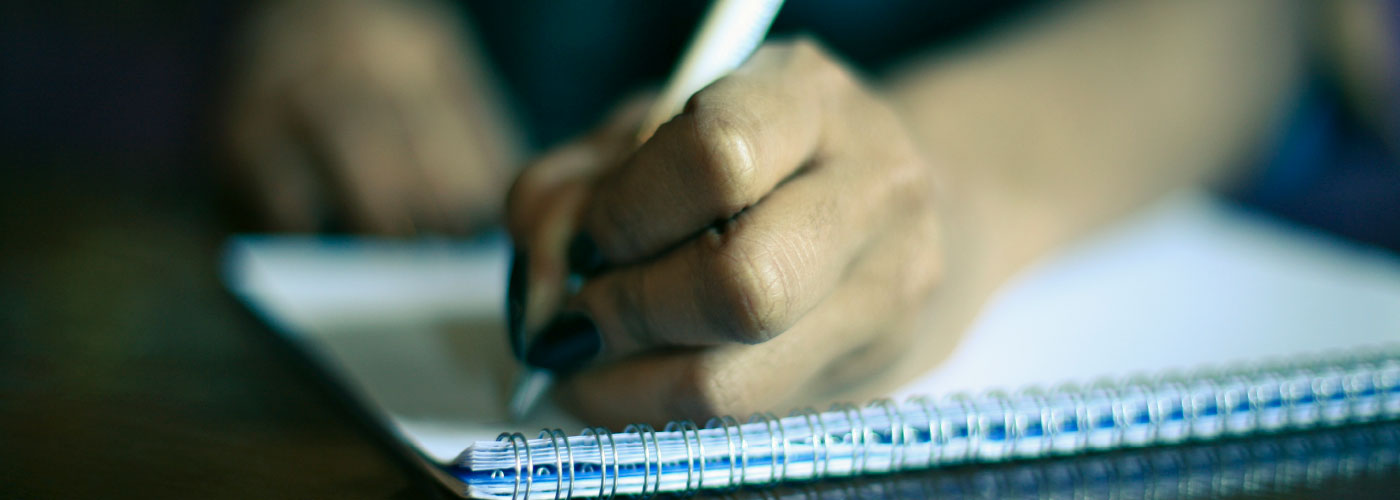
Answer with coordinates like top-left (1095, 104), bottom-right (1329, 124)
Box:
top-left (508, 0), bottom-right (786, 420)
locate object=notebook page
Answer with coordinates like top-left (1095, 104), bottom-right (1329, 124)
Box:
top-left (893, 192), bottom-right (1400, 399)
top-left (224, 192), bottom-right (1400, 465)
top-left (225, 234), bottom-right (583, 462)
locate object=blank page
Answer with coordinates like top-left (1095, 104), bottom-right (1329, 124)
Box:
top-left (224, 192), bottom-right (1400, 464)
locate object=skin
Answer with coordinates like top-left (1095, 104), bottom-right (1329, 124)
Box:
top-left (222, 0), bottom-right (520, 234)
top-left (1325, 0), bottom-right (1400, 155)
top-left (226, 0), bottom-right (1314, 427)
top-left (510, 0), bottom-right (1307, 428)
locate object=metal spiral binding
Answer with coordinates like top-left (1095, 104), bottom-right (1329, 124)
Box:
top-left (974, 391), bottom-right (1013, 460)
top-left (947, 393), bottom-right (976, 464)
top-left (541, 429), bottom-right (573, 500)
top-left (579, 427), bottom-right (619, 499)
top-left (1010, 386), bottom-right (1050, 458)
top-left (869, 399), bottom-right (902, 472)
top-left (1095, 381), bottom-right (1127, 449)
top-left (664, 420), bottom-right (704, 494)
top-left (469, 346), bottom-right (1400, 500)
top-left (706, 415), bottom-right (745, 490)
top-left (1158, 374), bottom-right (1194, 444)
top-left (621, 423), bottom-right (660, 497)
top-left (908, 396), bottom-right (937, 468)
top-left (745, 412), bottom-right (785, 486)
top-left (495, 432), bottom-right (531, 500)
top-left (833, 403), bottom-right (868, 475)
top-left (790, 407), bottom-right (831, 480)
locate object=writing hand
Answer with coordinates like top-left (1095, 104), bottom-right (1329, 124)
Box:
top-left (509, 39), bottom-right (949, 426)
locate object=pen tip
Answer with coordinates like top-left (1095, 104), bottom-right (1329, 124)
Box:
top-left (508, 369), bottom-right (553, 421)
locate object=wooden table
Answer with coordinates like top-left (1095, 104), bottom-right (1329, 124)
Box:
top-left (0, 161), bottom-right (450, 497)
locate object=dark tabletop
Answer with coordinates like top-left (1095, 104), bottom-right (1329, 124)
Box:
top-left (0, 158), bottom-right (450, 498)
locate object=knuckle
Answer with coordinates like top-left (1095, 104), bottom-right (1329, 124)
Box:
top-left (873, 167), bottom-right (944, 311)
top-left (862, 133), bottom-right (935, 223)
top-left (687, 92), bottom-right (761, 216)
top-left (591, 187), bottom-right (642, 255)
top-left (665, 358), bottom-right (726, 420)
top-left (887, 156), bottom-right (933, 209)
top-left (903, 211), bottom-right (946, 305)
top-left (664, 354), bottom-right (749, 420)
top-left (706, 233), bottom-right (796, 344)
top-left (788, 35), bottom-right (825, 60)
top-left (788, 36), bottom-right (851, 89)
top-left (608, 269), bottom-right (659, 348)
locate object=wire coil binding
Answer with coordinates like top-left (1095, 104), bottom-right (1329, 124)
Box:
top-left (463, 346), bottom-right (1400, 500)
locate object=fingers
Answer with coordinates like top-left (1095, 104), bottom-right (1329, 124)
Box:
top-left (506, 95), bottom-right (654, 348)
top-left (523, 38), bottom-right (950, 425)
top-left (506, 94), bottom-right (652, 238)
top-left (580, 40), bottom-right (849, 265)
top-left (511, 39), bottom-right (939, 389)
top-left (572, 159), bottom-right (889, 359)
top-left (221, 0), bottom-right (520, 235)
top-left (223, 98), bottom-right (327, 232)
top-left (508, 149), bottom-right (598, 341)
top-left (557, 262), bottom-right (913, 427)
top-left (226, 57), bottom-right (446, 235)
top-left (293, 81), bottom-right (421, 234)
top-left (387, 81), bottom-right (490, 234)
top-left (293, 61), bottom-right (510, 235)
top-left (523, 41), bottom-right (924, 367)
top-left (390, 33), bottom-right (523, 234)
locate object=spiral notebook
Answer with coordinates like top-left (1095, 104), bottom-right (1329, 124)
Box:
top-left (676, 421), bottom-right (1400, 500)
top-left (223, 192), bottom-right (1400, 499)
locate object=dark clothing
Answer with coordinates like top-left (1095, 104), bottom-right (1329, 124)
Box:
top-left (1228, 76), bottom-right (1400, 252)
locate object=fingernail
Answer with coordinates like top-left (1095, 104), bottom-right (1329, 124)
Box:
top-left (525, 312), bottom-right (602, 373)
top-left (567, 232), bottom-right (604, 277)
top-left (507, 249), bottom-right (528, 359)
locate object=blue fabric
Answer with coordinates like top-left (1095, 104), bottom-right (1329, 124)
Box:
top-left (1228, 75), bottom-right (1400, 253)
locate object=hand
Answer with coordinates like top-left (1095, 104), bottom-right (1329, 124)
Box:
top-left (221, 0), bottom-right (518, 234)
top-left (508, 39), bottom-right (951, 426)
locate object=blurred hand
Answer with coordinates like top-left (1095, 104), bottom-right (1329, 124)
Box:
top-left (222, 0), bottom-right (518, 234)
top-left (508, 39), bottom-right (950, 426)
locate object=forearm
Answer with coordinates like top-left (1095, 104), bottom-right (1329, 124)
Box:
top-left (885, 0), bottom-right (1307, 290)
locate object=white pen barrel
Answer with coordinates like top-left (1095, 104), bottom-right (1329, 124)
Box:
top-left (636, 0), bottom-right (785, 143)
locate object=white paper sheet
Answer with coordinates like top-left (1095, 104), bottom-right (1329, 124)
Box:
top-left (223, 192), bottom-right (1400, 464)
